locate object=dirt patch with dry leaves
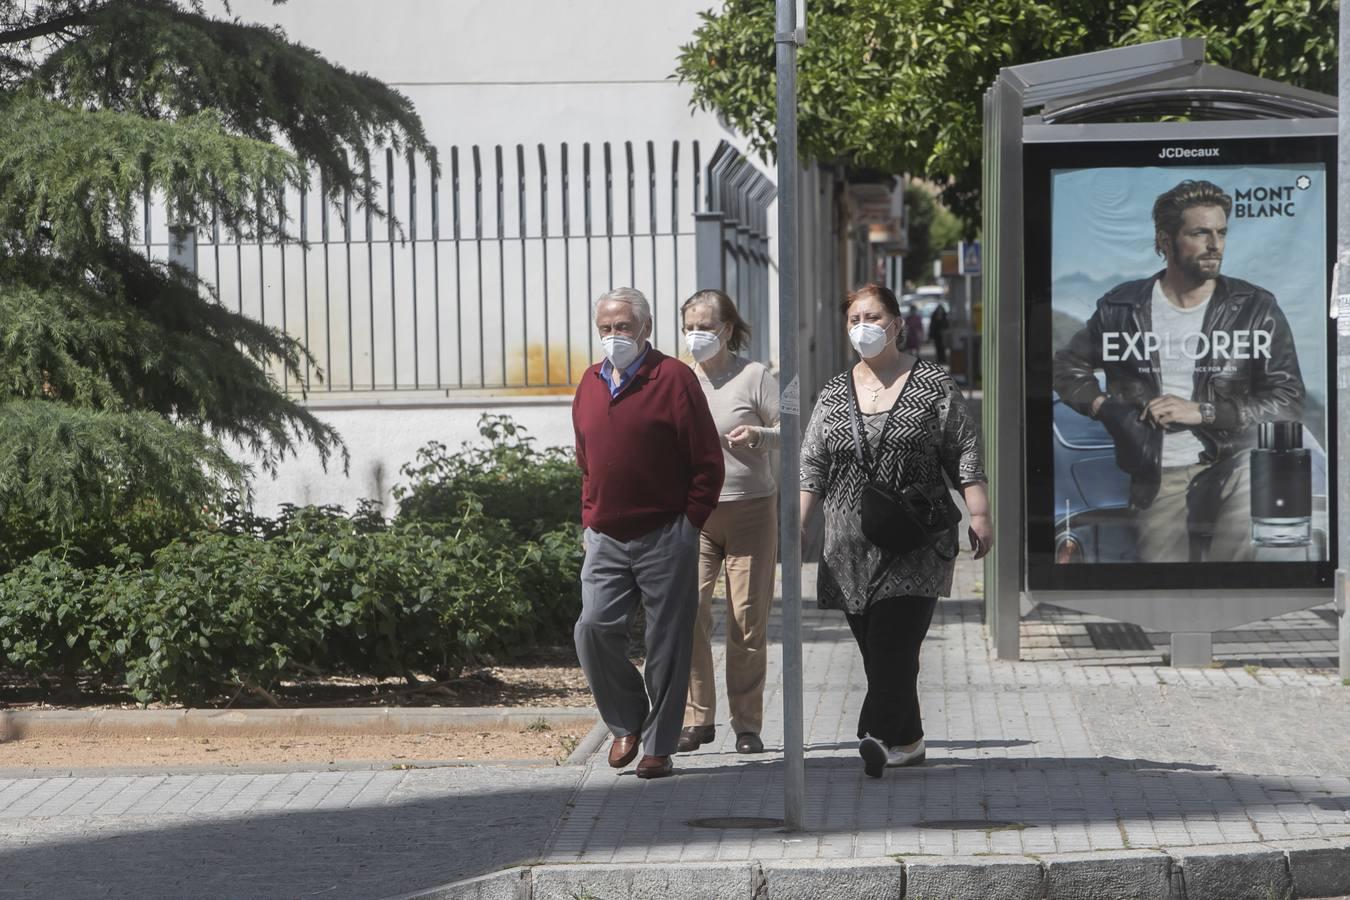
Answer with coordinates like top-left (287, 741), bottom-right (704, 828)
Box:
top-left (0, 721), bottom-right (594, 770)
top-left (0, 645), bottom-right (600, 769)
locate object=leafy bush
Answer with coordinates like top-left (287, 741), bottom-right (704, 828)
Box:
top-left (0, 551), bottom-right (122, 693)
top-left (0, 494), bottom-right (205, 574)
top-left (395, 413), bottom-right (580, 539)
top-left (0, 414), bottom-right (585, 705)
top-left (0, 495), bottom-right (583, 705)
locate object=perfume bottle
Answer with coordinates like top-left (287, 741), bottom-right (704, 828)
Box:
top-left (1249, 421), bottom-right (1311, 547)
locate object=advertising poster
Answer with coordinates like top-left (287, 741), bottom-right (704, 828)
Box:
top-left (1024, 135), bottom-right (1337, 592)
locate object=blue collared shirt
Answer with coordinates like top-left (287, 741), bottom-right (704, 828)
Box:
top-left (597, 342), bottom-right (652, 399)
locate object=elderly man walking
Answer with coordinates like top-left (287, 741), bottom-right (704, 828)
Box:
top-left (572, 287), bottom-right (725, 778)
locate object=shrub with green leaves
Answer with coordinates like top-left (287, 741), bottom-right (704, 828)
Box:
top-left (0, 492), bottom-right (584, 704)
top-left (395, 413), bottom-right (581, 539)
top-left (0, 410), bottom-right (586, 704)
top-left (0, 551), bottom-right (125, 693)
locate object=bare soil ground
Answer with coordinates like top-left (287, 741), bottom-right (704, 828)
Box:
top-left (0, 721), bottom-right (594, 769)
top-left (0, 645), bottom-right (600, 769)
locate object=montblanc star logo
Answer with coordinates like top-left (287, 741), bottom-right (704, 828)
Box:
top-left (1295, 175), bottom-right (1312, 191)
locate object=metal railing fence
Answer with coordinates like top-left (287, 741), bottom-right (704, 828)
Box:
top-left (143, 140), bottom-right (709, 395)
top-left (695, 142), bottom-right (776, 364)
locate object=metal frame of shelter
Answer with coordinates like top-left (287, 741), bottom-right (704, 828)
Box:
top-left (982, 38), bottom-right (1346, 667)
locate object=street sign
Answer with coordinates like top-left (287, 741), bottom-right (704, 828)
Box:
top-left (959, 239), bottom-right (981, 276)
top-left (940, 248), bottom-right (959, 276)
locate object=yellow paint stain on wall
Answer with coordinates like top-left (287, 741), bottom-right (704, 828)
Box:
top-left (501, 343), bottom-right (586, 394)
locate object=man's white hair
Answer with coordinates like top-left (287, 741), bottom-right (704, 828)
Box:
top-left (594, 287), bottom-right (652, 329)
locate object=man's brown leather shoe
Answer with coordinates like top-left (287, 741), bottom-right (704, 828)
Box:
top-left (676, 725), bottom-right (715, 753)
top-left (735, 732), bottom-right (764, 754)
top-left (635, 754), bottom-right (673, 779)
top-left (608, 734), bottom-right (640, 768)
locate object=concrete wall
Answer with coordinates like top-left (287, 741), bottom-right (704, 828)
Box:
top-left (206, 1), bottom-right (787, 514)
top-left (249, 396), bottom-right (575, 515)
top-left (219, 0), bottom-right (737, 150)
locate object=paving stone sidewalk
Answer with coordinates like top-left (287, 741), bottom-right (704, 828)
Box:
top-left (0, 556), bottom-right (1347, 898)
top-left (542, 558), bottom-right (1350, 878)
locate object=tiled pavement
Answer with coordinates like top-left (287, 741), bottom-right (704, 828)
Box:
top-left (0, 766), bottom-right (586, 898)
top-left (0, 557), bottom-right (1347, 898)
top-left (543, 558), bottom-right (1350, 865)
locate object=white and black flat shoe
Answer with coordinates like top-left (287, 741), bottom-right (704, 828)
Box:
top-left (885, 738), bottom-right (926, 767)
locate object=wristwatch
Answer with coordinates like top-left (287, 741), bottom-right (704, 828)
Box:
top-left (1198, 401), bottom-right (1216, 426)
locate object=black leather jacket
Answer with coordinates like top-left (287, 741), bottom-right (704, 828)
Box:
top-left (1052, 272), bottom-right (1305, 507)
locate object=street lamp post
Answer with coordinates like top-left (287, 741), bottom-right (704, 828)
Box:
top-left (774, 0), bottom-right (806, 831)
top-left (1337, 5), bottom-right (1350, 682)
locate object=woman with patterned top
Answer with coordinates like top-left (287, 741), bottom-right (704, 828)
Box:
top-left (799, 283), bottom-right (992, 778)
top-left (675, 289), bottom-right (780, 757)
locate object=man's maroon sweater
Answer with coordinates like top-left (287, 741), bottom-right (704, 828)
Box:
top-left (572, 348), bottom-right (725, 541)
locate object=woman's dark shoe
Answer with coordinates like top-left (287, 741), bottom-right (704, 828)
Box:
top-left (735, 732), bottom-right (764, 754)
top-left (859, 735), bottom-right (887, 778)
top-left (676, 725), bottom-right (716, 753)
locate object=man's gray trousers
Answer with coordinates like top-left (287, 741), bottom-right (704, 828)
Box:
top-left (575, 515), bottom-right (700, 757)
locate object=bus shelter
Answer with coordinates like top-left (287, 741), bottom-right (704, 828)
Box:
top-left (981, 38), bottom-right (1344, 668)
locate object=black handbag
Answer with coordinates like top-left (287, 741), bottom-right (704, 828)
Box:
top-left (846, 372), bottom-right (961, 559)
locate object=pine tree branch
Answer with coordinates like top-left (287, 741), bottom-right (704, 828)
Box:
top-left (37, 0), bottom-right (436, 214)
top-left (0, 248), bottom-right (349, 476)
top-left (0, 94), bottom-right (299, 252)
top-left (0, 10), bottom-right (88, 46)
top-left (0, 397), bottom-right (244, 536)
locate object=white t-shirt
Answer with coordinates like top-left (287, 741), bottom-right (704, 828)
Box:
top-left (1150, 280), bottom-right (1209, 468)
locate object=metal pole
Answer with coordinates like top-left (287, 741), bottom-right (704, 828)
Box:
top-left (1337, 4), bottom-right (1350, 683)
top-left (774, 0), bottom-right (806, 832)
top-left (168, 225), bottom-right (197, 278)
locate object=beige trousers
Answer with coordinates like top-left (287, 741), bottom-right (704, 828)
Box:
top-left (1136, 459), bottom-right (1255, 563)
top-left (684, 494), bottom-right (777, 735)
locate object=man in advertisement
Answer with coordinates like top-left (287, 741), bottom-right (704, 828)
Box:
top-left (1052, 179), bottom-right (1306, 563)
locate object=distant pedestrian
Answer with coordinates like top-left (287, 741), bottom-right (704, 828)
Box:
top-left (928, 303), bottom-right (949, 365)
top-left (675, 289), bottom-right (779, 757)
top-left (903, 305), bottom-right (925, 353)
top-left (800, 283), bottom-right (991, 778)
top-left (572, 287), bottom-right (725, 779)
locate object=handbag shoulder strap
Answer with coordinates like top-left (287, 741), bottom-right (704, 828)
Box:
top-left (845, 372), bottom-right (872, 477)
top-left (847, 367), bottom-right (905, 480)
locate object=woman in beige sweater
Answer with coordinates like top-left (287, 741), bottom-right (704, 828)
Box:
top-left (676, 289), bottom-right (780, 755)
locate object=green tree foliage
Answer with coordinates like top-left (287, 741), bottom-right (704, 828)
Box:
top-left (0, 1), bottom-right (433, 564)
top-left (676, 0), bottom-right (1338, 218)
top-left (902, 183), bottom-right (964, 285)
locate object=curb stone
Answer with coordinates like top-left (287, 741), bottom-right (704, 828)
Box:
top-left (531, 862), bottom-right (762, 900)
top-left (564, 718), bottom-right (611, 766)
top-left (762, 858), bottom-right (904, 899)
top-left (403, 840), bottom-right (1350, 899)
top-left (0, 706), bottom-right (597, 739)
top-left (1286, 838), bottom-right (1350, 898)
top-left (1172, 843), bottom-right (1293, 900)
top-left (903, 854), bottom-right (1043, 900)
top-left (386, 866), bottom-right (529, 900)
top-left (1043, 849), bottom-right (1174, 900)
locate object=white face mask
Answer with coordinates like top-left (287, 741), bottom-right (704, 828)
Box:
top-left (849, 321), bottom-right (892, 359)
top-left (684, 327), bottom-right (724, 363)
top-left (601, 334), bottom-right (642, 369)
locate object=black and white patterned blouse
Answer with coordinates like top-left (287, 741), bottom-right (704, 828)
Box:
top-left (800, 360), bottom-right (986, 612)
